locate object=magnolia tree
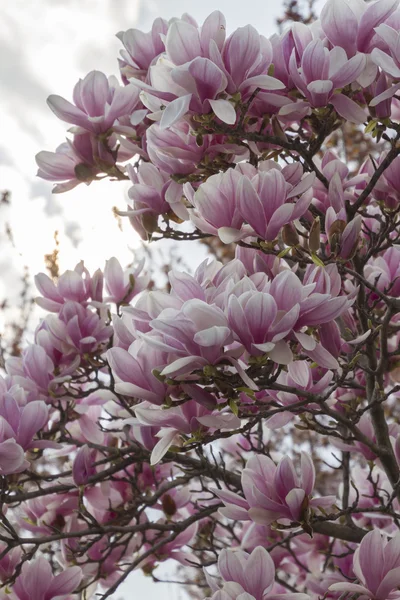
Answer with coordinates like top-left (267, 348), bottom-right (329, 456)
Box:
top-left (3, 0), bottom-right (400, 598)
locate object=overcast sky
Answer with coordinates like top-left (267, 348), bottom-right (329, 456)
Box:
top-left (0, 1), bottom-right (284, 598)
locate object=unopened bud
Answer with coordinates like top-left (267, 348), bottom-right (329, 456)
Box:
top-left (328, 219), bottom-right (346, 254)
top-left (308, 217), bottom-right (321, 253)
top-left (73, 445), bottom-right (96, 486)
top-left (339, 216), bottom-right (362, 260)
top-left (271, 117), bottom-right (287, 142)
top-left (141, 213), bottom-right (158, 235)
top-left (282, 223), bottom-right (299, 247)
top-left (162, 493), bottom-right (177, 517)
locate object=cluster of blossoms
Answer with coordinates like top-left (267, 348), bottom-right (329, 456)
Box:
top-left (3, 0), bottom-right (400, 597)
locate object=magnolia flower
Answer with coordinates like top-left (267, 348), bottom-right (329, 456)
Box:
top-left (216, 453), bottom-right (335, 525)
top-left (144, 299), bottom-right (234, 378)
top-left (330, 530), bottom-right (400, 599)
top-left (264, 361), bottom-right (334, 429)
top-left (72, 445), bottom-right (97, 486)
top-left (320, 0), bottom-right (399, 57)
top-left (104, 256), bottom-right (149, 304)
top-left (206, 546), bottom-right (309, 600)
top-left (289, 39), bottom-right (367, 122)
top-left (130, 399), bottom-right (240, 465)
top-left (35, 133), bottom-right (100, 193)
top-left (107, 339), bottom-right (169, 405)
top-left (35, 261), bottom-right (103, 312)
top-left (47, 70), bottom-right (140, 135)
top-left (117, 17), bottom-right (168, 81)
top-left (12, 556), bottom-right (82, 600)
top-left (192, 166), bottom-right (315, 244)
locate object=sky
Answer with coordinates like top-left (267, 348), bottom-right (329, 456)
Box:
top-left (0, 0), bottom-right (284, 598)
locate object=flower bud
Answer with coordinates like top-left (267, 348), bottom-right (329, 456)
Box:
top-left (72, 445), bottom-right (96, 486)
top-left (328, 219), bottom-right (346, 254)
top-left (308, 217), bottom-right (321, 253)
top-left (282, 223), bottom-right (300, 247)
top-left (162, 493), bottom-right (177, 517)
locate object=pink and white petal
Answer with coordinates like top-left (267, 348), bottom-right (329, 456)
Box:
top-left (181, 383), bottom-right (217, 409)
top-left (268, 340), bottom-right (293, 365)
top-left (288, 360), bottom-right (311, 388)
top-left (266, 411), bottom-right (294, 429)
top-left (160, 94), bottom-right (192, 129)
top-left (330, 94), bottom-right (367, 124)
top-left (357, 0), bottom-right (399, 52)
top-left (331, 53), bottom-right (366, 89)
top-left (209, 99), bottom-right (237, 124)
top-left (370, 82), bottom-right (400, 106)
top-left (48, 566), bottom-right (82, 597)
top-left (248, 507), bottom-right (278, 525)
top-left (218, 226), bottom-right (246, 244)
top-left (161, 355), bottom-right (207, 377)
top-left (320, 0), bottom-right (358, 56)
top-left (300, 452), bottom-right (315, 495)
top-left (166, 21), bottom-right (202, 65)
top-left (252, 342), bottom-right (275, 353)
top-left (294, 331), bottom-right (317, 351)
top-left (150, 429), bottom-right (180, 465)
top-left (240, 74), bottom-right (286, 91)
top-left (194, 325), bottom-right (232, 347)
top-left (376, 566), bottom-right (400, 600)
top-left (370, 48), bottom-right (400, 78)
top-left (47, 95), bottom-right (88, 128)
top-left (265, 203), bottom-right (295, 241)
top-left (238, 177), bottom-right (266, 238)
top-left (328, 583), bottom-right (371, 596)
top-left (285, 488), bottom-right (306, 520)
top-left (304, 342), bottom-right (339, 370)
top-left (286, 172), bottom-right (315, 199)
top-left (245, 546), bottom-right (275, 597)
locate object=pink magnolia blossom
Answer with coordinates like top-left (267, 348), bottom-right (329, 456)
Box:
top-left (289, 39), bottom-right (367, 122)
top-left (372, 22), bottom-right (400, 79)
top-left (72, 444), bottom-right (97, 486)
top-left (237, 168), bottom-right (314, 243)
top-left (143, 299), bottom-right (234, 378)
top-left (216, 453), bottom-right (335, 526)
top-left (44, 301), bottom-right (113, 357)
top-left (0, 439), bottom-right (28, 475)
top-left (146, 120), bottom-right (245, 175)
top-left (0, 544), bottom-right (22, 582)
top-left (17, 492), bottom-right (79, 535)
top-left (365, 246), bottom-right (400, 298)
top-left (130, 399), bottom-right (240, 465)
top-left (139, 13), bottom-right (284, 127)
top-left (206, 546), bottom-right (309, 600)
top-left (104, 256), bottom-right (148, 304)
top-left (189, 167), bottom-right (246, 241)
top-left (370, 154), bottom-right (400, 208)
top-left (107, 339), bottom-right (169, 405)
top-left (47, 70), bottom-right (140, 135)
top-left (264, 361), bottom-right (334, 429)
top-left (124, 163), bottom-right (188, 239)
top-left (321, 0), bottom-right (399, 58)
top-left (36, 134), bottom-right (100, 193)
top-left (227, 290), bottom-right (300, 364)
top-left (192, 163), bottom-right (314, 244)
top-left (0, 384), bottom-right (56, 474)
top-left (117, 17), bottom-right (168, 81)
top-left (35, 261), bottom-right (103, 312)
top-left (330, 530), bottom-right (400, 599)
top-left (12, 556), bottom-right (82, 600)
